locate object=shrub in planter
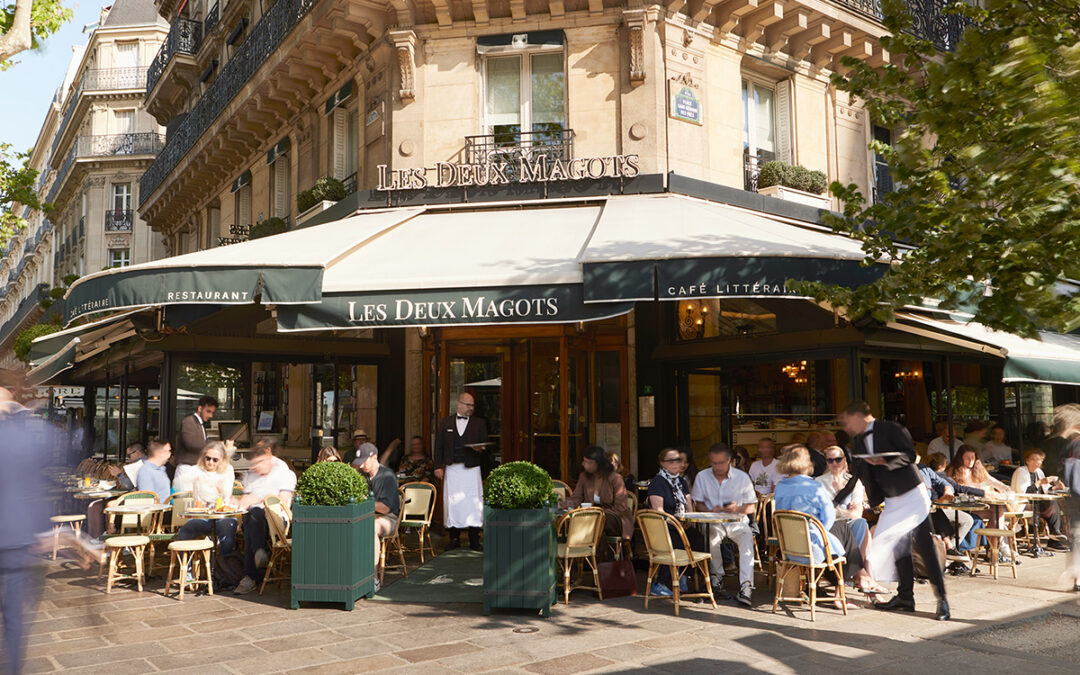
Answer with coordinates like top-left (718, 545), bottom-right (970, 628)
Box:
top-left (296, 189), bottom-right (317, 214)
top-left (249, 217), bottom-right (288, 240)
top-left (49, 287), bottom-right (66, 300)
top-left (756, 161), bottom-right (829, 195)
top-left (62, 274), bottom-right (79, 286)
top-left (312, 176), bottom-right (346, 203)
top-left (805, 169), bottom-right (828, 195)
top-left (482, 462), bottom-right (558, 617)
top-left (291, 462), bottom-right (375, 609)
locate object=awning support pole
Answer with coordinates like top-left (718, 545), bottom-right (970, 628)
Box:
top-left (944, 354), bottom-right (955, 462)
top-left (1015, 383), bottom-right (1025, 457)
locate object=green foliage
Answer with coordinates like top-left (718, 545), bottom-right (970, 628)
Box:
top-left (61, 273), bottom-right (78, 286)
top-left (756, 161), bottom-right (828, 195)
top-left (297, 177), bottom-right (346, 213)
top-left (0, 143), bottom-right (45, 248)
top-left (39, 297), bottom-right (52, 309)
top-left (296, 188), bottom-right (316, 213)
top-left (249, 217), bottom-right (288, 240)
top-left (296, 461), bottom-right (369, 506)
top-left (484, 461), bottom-right (556, 510)
top-left (13, 322), bottom-right (60, 362)
top-left (48, 286), bottom-right (65, 299)
top-left (0, 0), bottom-right (72, 69)
top-left (797, 0), bottom-right (1080, 337)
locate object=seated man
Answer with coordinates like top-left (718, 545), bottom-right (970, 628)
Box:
top-left (1011, 448), bottom-right (1067, 551)
top-left (351, 443), bottom-right (401, 593)
top-left (109, 443), bottom-right (146, 490)
top-left (135, 439), bottom-right (172, 501)
top-left (691, 443), bottom-right (756, 607)
top-left (234, 441), bottom-right (296, 595)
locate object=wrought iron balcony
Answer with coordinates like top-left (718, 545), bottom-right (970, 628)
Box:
top-left (343, 172), bottom-right (357, 196)
top-left (84, 66), bottom-right (149, 91)
top-left (140, 0), bottom-right (322, 206)
top-left (743, 151), bottom-right (764, 192)
top-left (105, 209), bottom-right (134, 232)
top-left (147, 18), bottom-right (203, 95)
top-left (833, 0), bottom-right (967, 51)
top-left (77, 132), bottom-right (166, 157)
top-left (205, 3), bottom-right (219, 35)
top-left (463, 128), bottom-right (575, 171)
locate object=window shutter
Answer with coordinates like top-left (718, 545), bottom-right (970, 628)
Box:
top-left (776, 79), bottom-right (794, 164)
top-left (238, 186), bottom-right (252, 227)
top-left (273, 157), bottom-right (288, 217)
top-left (332, 108), bottom-right (347, 180)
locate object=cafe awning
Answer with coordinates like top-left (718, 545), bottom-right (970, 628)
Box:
top-left (891, 312), bottom-right (1080, 385)
top-left (62, 209), bottom-right (423, 324)
top-left (26, 338), bottom-right (79, 386)
top-left (580, 194), bottom-right (883, 302)
top-left (29, 307), bottom-right (150, 363)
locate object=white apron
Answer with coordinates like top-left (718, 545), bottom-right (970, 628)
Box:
top-left (444, 463), bottom-right (483, 528)
top-left (867, 486), bottom-right (930, 582)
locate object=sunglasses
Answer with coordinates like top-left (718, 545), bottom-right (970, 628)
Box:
top-left (205, 457), bottom-right (221, 463)
top-left (826, 457), bottom-right (846, 464)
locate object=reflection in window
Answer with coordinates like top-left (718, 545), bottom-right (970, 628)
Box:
top-left (175, 362), bottom-right (247, 439)
top-left (485, 52), bottom-right (566, 145)
top-left (676, 298), bottom-right (778, 341)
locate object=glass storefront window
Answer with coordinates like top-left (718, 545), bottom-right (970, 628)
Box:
top-left (675, 299), bottom-right (777, 341)
top-left (530, 341), bottom-right (561, 478)
top-left (175, 362), bottom-right (247, 441)
top-left (93, 385), bottom-right (121, 458)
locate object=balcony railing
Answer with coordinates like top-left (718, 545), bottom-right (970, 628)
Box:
top-left (78, 132), bottom-right (166, 157)
top-left (141, 0), bottom-right (321, 205)
top-left (84, 66), bottom-right (149, 91)
top-left (743, 151), bottom-right (765, 192)
top-left (147, 18), bottom-right (203, 95)
top-left (205, 3), bottom-right (219, 35)
top-left (464, 128), bottom-right (575, 171)
top-left (343, 172), bottom-right (357, 196)
top-left (105, 209), bottom-right (135, 232)
top-left (833, 0), bottom-right (968, 51)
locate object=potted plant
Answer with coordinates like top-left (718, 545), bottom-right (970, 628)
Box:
top-left (249, 217), bottom-right (288, 240)
top-left (296, 176), bottom-right (347, 226)
top-left (482, 461), bottom-right (558, 617)
top-left (290, 461), bottom-right (375, 610)
top-left (756, 160), bottom-right (831, 208)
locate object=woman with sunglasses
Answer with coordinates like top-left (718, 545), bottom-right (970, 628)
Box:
top-left (815, 445), bottom-right (886, 595)
top-left (174, 441), bottom-right (239, 554)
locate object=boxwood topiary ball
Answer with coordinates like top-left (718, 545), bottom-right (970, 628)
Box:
top-left (484, 461), bottom-right (557, 510)
top-left (296, 461), bottom-right (369, 506)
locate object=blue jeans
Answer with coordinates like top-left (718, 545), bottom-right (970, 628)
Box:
top-left (0, 548), bottom-right (39, 675)
top-left (177, 518), bottom-right (238, 555)
top-left (242, 507), bottom-right (269, 582)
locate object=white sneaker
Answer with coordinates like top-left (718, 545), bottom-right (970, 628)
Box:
top-left (234, 576), bottom-right (257, 595)
top-left (254, 548), bottom-right (269, 569)
top-left (373, 577), bottom-right (382, 594)
top-left (736, 582), bottom-right (753, 607)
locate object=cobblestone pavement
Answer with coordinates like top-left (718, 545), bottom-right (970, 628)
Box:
top-left (24, 546), bottom-right (1080, 674)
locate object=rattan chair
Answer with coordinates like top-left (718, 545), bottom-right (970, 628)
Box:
top-left (110, 490), bottom-right (159, 534)
top-left (260, 495), bottom-right (292, 594)
top-left (104, 535), bottom-right (149, 593)
top-left (754, 492), bottom-right (775, 585)
top-left (771, 509), bottom-right (847, 621)
top-left (557, 506), bottom-right (606, 604)
top-left (553, 480), bottom-right (572, 502)
top-left (636, 509), bottom-right (716, 615)
top-left (399, 482), bottom-right (437, 562)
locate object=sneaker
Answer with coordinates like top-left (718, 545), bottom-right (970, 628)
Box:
top-left (650, 582), bottom-right (673, 597)
top-left (736, 583), bottom-right (753, 607)
top-left (254, 548), bottom-right (269, 569)
top-left (233, 576), bottom-right (257, 595)
top-left (373, 577), bottom-right (382, 594)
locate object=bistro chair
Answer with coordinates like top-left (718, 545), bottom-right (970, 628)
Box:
top-left (771, 510), bottom-right (847, 621)
top-left (49, 514), bottom-right (85, 560)
top-left (754, 492), bottom-right (776, 586)
top-left (971, 527), bottom-right (1019, 580)
top-left (556, 506), bottom-right (606, 604)
top-left (260, 495), bottom-right (292, 595)
top-left (553, 480), bottom-right (572, 502)
top-left (110, 491), bottom-right (158, 535)
top-left (398, 482), bottom-right (437, 562)
top-left (104, 535), bottom-right (150, 593)
top-left (636, 509), bottom-right (716, 616)
top-left (165, 538), bottom-right (214, 600)
top-left (147, 492), bottom-right (191, 576)
top-left (380, 517), bottom-right (409, 585)
top-left (605, 492), bottom-right (636, 559)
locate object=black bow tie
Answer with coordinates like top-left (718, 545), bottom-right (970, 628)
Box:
top-left (457, 415), bottom-right (469, 420)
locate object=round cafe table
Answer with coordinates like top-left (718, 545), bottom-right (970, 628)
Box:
top-left (104, 503), bottom-right (172, 535)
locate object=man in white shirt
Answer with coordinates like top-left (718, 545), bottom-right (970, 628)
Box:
top-left (234, 441), bottom-right (296, 594)
top-left (691, 443), bottom-right (757, 607)
top-left (927, 422), bottom-right (962, 458)
top-left (980, 426), bottom-right (1014, 464)
top-left (747, 438), bottom-right (781, 495)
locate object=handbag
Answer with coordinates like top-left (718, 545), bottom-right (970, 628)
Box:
top-left (597, 559), bottom-right (637, 598)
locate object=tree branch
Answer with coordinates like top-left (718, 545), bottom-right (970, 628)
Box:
top-left (0, 0), bottom-right (33, 64)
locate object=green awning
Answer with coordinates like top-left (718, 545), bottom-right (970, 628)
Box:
top-left (26, 338), bottom-right (78, 386)
top-left (893, 313), bottom-right (1080, 386)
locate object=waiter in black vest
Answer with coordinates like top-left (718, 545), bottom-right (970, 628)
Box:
top-left (836, 400), bottom-right (949, 621)
top-left (434, 392), bottom-right (488, 551)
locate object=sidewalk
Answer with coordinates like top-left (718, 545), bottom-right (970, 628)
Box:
top-left (25, 549), bottom-right (1080, 674)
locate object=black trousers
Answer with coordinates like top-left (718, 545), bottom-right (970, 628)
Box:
top-left (896, 516), bottom-right (946, 602)
top-left (829, 520), bottom-right (863, 580)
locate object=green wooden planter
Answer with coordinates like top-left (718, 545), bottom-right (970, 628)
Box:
top-left (291, 499), bottom-right (375, 610)
top-left (482, 505), bottom-right (557, 617)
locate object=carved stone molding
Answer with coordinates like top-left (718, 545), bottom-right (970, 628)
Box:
top-left (85, 176), bottom-right (107, 188)
top-left (389, 30), bottom-right (417, 103)
top-left (106, 233), bottom-right (132, 249)
top-left (624, 9), bottom-right (646, 85)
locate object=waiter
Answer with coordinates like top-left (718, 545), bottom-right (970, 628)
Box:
top-left (836, 400), bottom-right (949, 621)
top-left (434, 392), bottom-right (488, 551)
top-left (176, 396), bottom-right (217, 466)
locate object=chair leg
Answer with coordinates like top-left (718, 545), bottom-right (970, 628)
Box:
top-left (808, 568), bottom-right (816, 622)
top-left (260, 552), bottom-right (274, 596)
top-left (165, 551), bottom-right (176, 597)
top-left (670, 566), bottom-right (680, 616)
top-left (204, 550), bottom-right (213, 596)
top-left (1008, 534), bottom-right (1018, 579)
top-left (644, 563), bottom-right (656, 609)
top-left (106, 549), bottom-right (119, 594)
top-left (134, 545), bottom-right (145, 592)
top-left (590, 556), bottom-right (602, 601)
top-left (178, 552), bottom-right (189, 600)
top-left (700, 562), bottom-right (716, 609)
top-left (988, 536), bottom-right (999, 580)
top-left (772, 562), bottom-right (783, 614)
top-left (396, 537), bottom-right (408, 579)
top-left (52, 524), bottom-right (61, 560)
top-left (835, 563), bottom-right (847, 616)
top-left (562, 558), bottom-right (570, 604)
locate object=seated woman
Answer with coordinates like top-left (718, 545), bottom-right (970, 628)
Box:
top-left (397, 435), bottom-right (436, 484)
top-left (774, 445), bottom-right (881, 604)
top-left (677, 446), bottom-right (699, 490)
top-left (174, 442), bottom-right (239, 555)
top-left (317, 447), bottom-right (342, 463)
top-left (947, 445), bottom-right (1010, 493)
top-left (815, 445), bottom-right (874, 566)
top-left (645, 447), bottom-right (705, 596)
top-left (733, 446), bottom-right (751, 473)
top-left (563, 446), bottom-right (634, 545)
top-left (606, 449), bottom-right (637, 492)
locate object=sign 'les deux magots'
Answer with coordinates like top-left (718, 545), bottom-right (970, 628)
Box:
top-left (376, 153), bottom-right (640, 191)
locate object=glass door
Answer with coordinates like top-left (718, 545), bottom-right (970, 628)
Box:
top-left (681, 369), bottom-right (727, 471)
top-left (448, 352), bottom-right (505, 468)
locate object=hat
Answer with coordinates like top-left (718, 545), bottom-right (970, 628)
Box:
top-left (350, 442), bottom-right (378, 466)
top-left (352, 428), bottom-right (368, 439)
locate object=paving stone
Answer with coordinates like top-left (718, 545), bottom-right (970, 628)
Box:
top-left (394, 640), bottom-right (476, 663)
top-left (149, 643), bottom-right (266, 671)
top-left (53, 640), bottom-right (165, 669)
top-left (225, 646), bottom-right (340, 674)
top-left (283, 654), bottom-right (409, 675)
top-left (521, 652), bottom-right (617, 674)
top-left (21, 657), bottom-right (59, 674)
top-left (25, 635), bottom-right (109, 659)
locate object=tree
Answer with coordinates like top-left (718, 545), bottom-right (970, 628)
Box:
top-left (797, 0), bottom-right (1080, 337)
top-left (0, 0), bottom-right (72, 68)
top-left (0, 143), bottom-right (44, 247)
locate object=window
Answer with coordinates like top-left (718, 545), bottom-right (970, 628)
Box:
top-left (675, 299), bottom-right (778, 341)
top-left (872, 125), bottom-right (894, 203)
top-left (112, 109), bottom-right (135, 135)
top-left (742, 77), bottom-right (792, 190)
top-left (271, 155), bottom-right (289, 219)
top-left (108, 248), bottom-right (131, 268)
top-left (235, 184), bottom-right (252, 228)
top-left (116, 41), bottom-right (138, 69)
top-left (484, 51), bottom-right (566, 145)
top-left (112, 183), bottom-right (132, 211)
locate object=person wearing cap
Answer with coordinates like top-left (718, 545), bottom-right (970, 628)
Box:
top-left (342, 428), bottom-right (369, 465)
top-left (434, 392), bottom-right (488, 551)
top-left (352, 443), bottom-right (400, 592)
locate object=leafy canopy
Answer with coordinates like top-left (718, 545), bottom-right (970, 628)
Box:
top-left (0, 143), bottom-right (45, 247)
top-left (295, 461), bottom-right (369, 506)
top-left (484, 461), bottom-right (556, 510)
top-left (798, 0), bottom-right (1080, 337)
top-left (1, 0), bottom-right (73, 70)
top-left (13, 321), bottom-right (60, 362)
